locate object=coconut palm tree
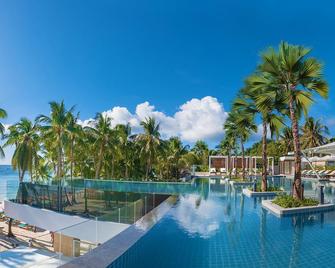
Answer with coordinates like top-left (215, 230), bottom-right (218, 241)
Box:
top-left (260, 42), bottom-right (328, 199)
top-left (136, 117), bottom-right (161, 179)
top-left (65, 113), bottom-right (82, 180)
top-left (233, 75), bottom-right (284, 191)
top-left (85, 113), bottom-right (113, 179)
top-left (224, 111), bottom-right (257, 180)
top-left (4, 118), bottom-right (40, 182)
top-left (36, 101), bottom-right (75, 178)
top-left (218, 132), bottom-right (237, 179)
top-left (166, 137), bottom-right (189, 180)
top-left (191, 140), bottom-right (209, 167)
top-left (301, 117), bottom-right (329, 149)
top-left (280, 127), bottom-right (294, 154)
top-left (0, 108), bottom-right (8, 158)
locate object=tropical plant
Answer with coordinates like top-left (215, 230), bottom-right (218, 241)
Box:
top-left (136, 117), bottom-right (162, 179)
top-left (301, 117), bottom-right (329, 149)
top-left (224, 111), bottom-right (257, 180)
top-left (260, 42), bottom-right (328, 199)
top-left (85, 113), bottom-right (113, 179)
top-left (0, 108), bottom-right (8, 158)
top-left (233, 74), bottom-right (284, 191)
top-left (36, 101), bottom-right (75, 178)
top-left (4, 118), bottom-right (40, 182)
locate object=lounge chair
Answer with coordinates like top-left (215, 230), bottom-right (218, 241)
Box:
top-left (301, 170), bottom-right (308, 176)
top-left (210, 168), bottom-right (217, 175)
top-left (327, 170), bottom-right (335, 178)
top-left (220, 168), bottom-right (227, 175)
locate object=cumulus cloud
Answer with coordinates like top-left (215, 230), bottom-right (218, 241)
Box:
top-left (78, 96), bottom-right (228, 143)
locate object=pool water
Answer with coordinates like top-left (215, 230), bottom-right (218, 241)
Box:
top-left (110, 178), bottom-right (335, 268)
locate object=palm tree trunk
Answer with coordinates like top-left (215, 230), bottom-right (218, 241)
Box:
top-left (95, 142), bottom-right (104, 179)
top-left (241, 140), bottom-right (245, 180)
top-left (7, 218), bottom-right (14, 237)
top-left (261, 120), bottom-right (268, 192)
top-left (289, 95), bottom-right (303, 200)
top-left (228, 152), bottom-right (232, 179)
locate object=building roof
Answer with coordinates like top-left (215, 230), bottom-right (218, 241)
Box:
top-left (302, 142), bottom-right (335, 154)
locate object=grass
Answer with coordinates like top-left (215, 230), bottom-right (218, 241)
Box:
top-left (272, 194), bottom-right (319, 208)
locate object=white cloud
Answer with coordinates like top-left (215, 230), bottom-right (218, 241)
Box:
top-left (78, 96), bottom-right (228, 143)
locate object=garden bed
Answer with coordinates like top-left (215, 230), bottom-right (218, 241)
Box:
top-left (262, 195), bottom-right (334, 217)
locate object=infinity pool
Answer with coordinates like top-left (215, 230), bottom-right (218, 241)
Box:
top-left (109, 178), bottom-right (335, 268)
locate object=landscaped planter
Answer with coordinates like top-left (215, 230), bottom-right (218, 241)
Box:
top-left (262, 199), bottom-right (335, 217)
top-left (242, 188), bottom-right (283, 198)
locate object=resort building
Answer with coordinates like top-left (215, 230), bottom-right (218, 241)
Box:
top-left (279, 142), bottom-right (335, 176)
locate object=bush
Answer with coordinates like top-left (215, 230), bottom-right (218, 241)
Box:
top-left (272, 194), bottom-right (318, 208)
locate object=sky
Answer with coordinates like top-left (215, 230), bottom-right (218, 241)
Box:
top-left (1, 0), bottom-right (335, 163)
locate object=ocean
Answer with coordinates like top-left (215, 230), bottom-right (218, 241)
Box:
top-left (0, 165), bottom-right (22, 201)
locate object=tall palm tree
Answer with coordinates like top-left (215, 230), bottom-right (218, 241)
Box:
top-left (65, 113), bottom-right (82, 180)
top-left (166, 137), bottom-right (189, 180)
top-left (136, 117), bottom-right (161, 179)
top-left (0, 108), bottom-right (8, 158)
top-left (218, 132), bottom-right (237, 179)
top-left (36, 101), bottom-right (75, 178)
top-left (280, 127), bottom-right (294, 154)
top-left (115, 124), bottom-right (133, 178)
top-left (301, 117), bottom-right (329, 149)
top-left (234, 75), bottom-right (284, 191)
top-left (4, 118), bottom-right (40, 182)
top-left (224, 111), bottom-right (257, 180)
top-left (260, 42), bottom-right (328, 199)
top-left (85, 113), bottom-right (112, 179)
top-left (191, 140), bottom-right (209, 166)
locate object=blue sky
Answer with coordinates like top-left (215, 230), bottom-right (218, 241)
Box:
top-left (0, 0), bottom-right (335, 163)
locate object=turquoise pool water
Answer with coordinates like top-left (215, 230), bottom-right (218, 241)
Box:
top-left (110, 178), bottom-right (335, 268)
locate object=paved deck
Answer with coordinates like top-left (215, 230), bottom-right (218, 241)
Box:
top-left (0, 246), bottom-right (72, 267)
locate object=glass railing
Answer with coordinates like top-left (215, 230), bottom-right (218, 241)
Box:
top-left (10, 180), bottom-right (170, 224)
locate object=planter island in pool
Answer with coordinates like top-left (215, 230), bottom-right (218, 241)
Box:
top-left (242, 188), bottom-right (283, 198)
top-left (262, 199), bottom-right (335, 217)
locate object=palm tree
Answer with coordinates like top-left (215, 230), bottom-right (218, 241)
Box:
top-left (115, 124), bottom-right (133, 178)
top-left (66, 113), bottom-right (82, 180)
top-left (234, 75), bottom-right (284, 191)
top-left (136, 117), bottom-right (161, 179)
top-left (191, 140), bottom-right (209, 167)
top-left (224, 111), bottom-right (257, 180)
top-left (280, 127), bottom-right (294, 154)
top-left (36, 101), bottom-right (75, 178)
top-left (260, 42), bottom-right (328, 199)
top-left (166, 137), bottom-right (189, 180)
top-left (85, 113), bottom-right (112, 179)
top-left (4, 118), bottom-right (40, 182)
top-left (301, 117), bottom-right (329, 149)
top-left (218, 132), bottom-right (237, 179)
top-left (0, 108), bottom-right (8, 158)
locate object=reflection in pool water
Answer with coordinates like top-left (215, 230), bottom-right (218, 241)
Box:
top-left (110, 177), bottom-right (335, 268)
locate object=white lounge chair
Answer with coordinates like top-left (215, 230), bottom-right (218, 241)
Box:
top-left (220, 168), bottom-right (227, 175)
top-left (210, 168), bottom-right (217, 174)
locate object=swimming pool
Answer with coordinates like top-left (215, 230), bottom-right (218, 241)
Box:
top-left (109, 178), bottom-right (335, 268)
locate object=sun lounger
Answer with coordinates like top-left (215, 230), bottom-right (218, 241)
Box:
top-left (327, 170), bottom-right (335, 178)
top-left (220, 168), bottom-right (227, 175)
top-left (210, 168), bottom-right (217, 175)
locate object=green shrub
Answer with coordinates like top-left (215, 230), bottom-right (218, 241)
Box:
top-left (273, 194), bottom-right (318, 208)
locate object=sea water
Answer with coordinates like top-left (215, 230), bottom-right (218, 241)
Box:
top-left (0, 165), bottom-right (22, 201)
